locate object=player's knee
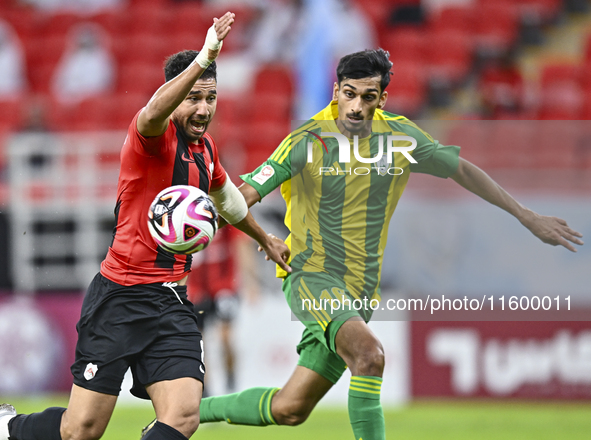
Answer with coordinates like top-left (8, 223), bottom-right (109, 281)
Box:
top-left (159, 406), bottom-right (200, 437)
top-left (353, 342), bottom-right (385, 377)
top-left (60, 417), bottom-right (107, 440)
top-left (273, 401), bottom-right (312, 426)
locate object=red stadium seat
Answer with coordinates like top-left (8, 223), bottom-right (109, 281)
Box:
top-left (424, 29), bottom-right (473, 84)
top-left (69, 96), bottom-right (118, 131)
top-left (472, 3), bottom-right (519, 56)
top-left (354, 0), bottom-right (394, 35)
top-left (429, 5), bottom-right (476, 35)
top-left (540, 63), bottom-right (583, 86)
top-left (253, 65), bottom-right (295, 98)
top-left (0, 100), bottom-right (25, 131)
top-left (529, 121), bottom-right (578, 169)
top-left (169, 4), bottom-right (210, 41)
top-left (3, 8), bottom-right (39, 41)
top-left (110, 92), bottom-right (150, 129)
top-left (484, 121), bottom-right (536, 168)
top-left (88, 12), bottom-right (126, 36)
top-left (384, 61), bottom-right (427, 117)
top-left (122, 5), bottom-right (173, 36)
top-left (28, 61), bottom-right (59, 95)
top-left (27, 34), bottom-right (68, 67)
top-left (113, 32), bottom-right (169, 65)
top-left (443, 121), bottom-right (488, 164)
top-left (251, 93), bottom-right (293, 125)
top-left (117, 61), bottom-right (164, 95)
top-left (242, 121), bottom-right (291, 173)
top-left (213, 97), bottom-right (244, 126)
top-left (382, 28), bottom-right (427, 65)
top-left (45, 98), bottom-right (78, 131)
top-left (538, 63), bottom-right (584, 120)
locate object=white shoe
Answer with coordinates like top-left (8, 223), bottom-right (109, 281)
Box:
top-left (0, 404), bottom-right (16, 440)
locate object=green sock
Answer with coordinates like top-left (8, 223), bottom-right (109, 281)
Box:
top-left (200, 387), bottom-right (279, 426)
top-left (348, 376), bottom-right (385, 440)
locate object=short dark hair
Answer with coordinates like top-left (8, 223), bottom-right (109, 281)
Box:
top-left (164, 50), bottom-right (217, 82)
top-left (336, 48), bottom-right (393, 93)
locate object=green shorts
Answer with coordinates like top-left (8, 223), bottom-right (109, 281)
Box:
top-left (282, 272), bottom-right (362, 384)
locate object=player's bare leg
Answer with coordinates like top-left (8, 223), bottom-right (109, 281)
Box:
top-left (334, 317), bottom-right (385, 377)
top-left (3, 384), bottom-right (117, 440)
top-left (198, 364), bottom-right (333, 427)
top-left (144, 377), bottom-right (203, 439)
top-left (334, 317), bottom-right (386, 440)
top-left (219, 321), bottom-right (236, 392)
top-left (270, 365), bottom-right (334, 425)
top-left (60, 385), bottom-right (118, 440)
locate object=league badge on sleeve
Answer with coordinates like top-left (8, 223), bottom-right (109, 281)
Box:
top-left (252, 165), bottom-right (275, 185)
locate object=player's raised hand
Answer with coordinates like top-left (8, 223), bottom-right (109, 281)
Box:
top-left (194, 12), bottom-right (235, 69)
top-left (521, 211), bottom-right (584, 252)
top-left (258, 234), bottom-right (292, 273)
top-left (213, 12), bottom-right (235, 42)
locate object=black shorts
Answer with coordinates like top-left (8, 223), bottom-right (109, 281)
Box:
top-left (71, 273), bottom-right (205, 399)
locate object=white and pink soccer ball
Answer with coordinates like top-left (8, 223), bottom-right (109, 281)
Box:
top-left (147, 185), bottom-right (218, 255)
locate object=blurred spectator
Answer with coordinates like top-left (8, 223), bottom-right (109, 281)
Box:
top-left (294, 0), bottom-right (375, 118)
top-left (0, 19), bottom-right (27, 100)
top-left (20, 0), bottom-right (125, 14)
top-left (478, 50), bottom-right (525, 118)
top-left (247, 0), bottom-right (305, 64)
top-left (332, 0), bottom-right (377, 60)
top-left (50, 23), bottom-right (115, 104)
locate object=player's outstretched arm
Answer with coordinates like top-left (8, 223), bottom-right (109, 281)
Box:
top-left (137, 12), bottom-right (235, 137)
top-left (210, 179), bottom-right (291, 272)
top-left (450, 157), bottom-right (584, 252)
top-left (238, 182), bottom-right (262, 208)
top-left (217, 183), bottom-right (261, 229)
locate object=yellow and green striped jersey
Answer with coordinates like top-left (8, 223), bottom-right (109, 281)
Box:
top-left (241, 101), bottom-right (460, 302)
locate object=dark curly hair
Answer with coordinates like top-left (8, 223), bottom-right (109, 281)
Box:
top-left (163, 50), bottom-right (217, 82)
top-left (336, 48), bottom-right (393, 93)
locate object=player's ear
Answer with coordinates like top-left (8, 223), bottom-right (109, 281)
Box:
top-left (378, 91), bottom-right (388, 109)
top-left (332, 82), bottom-right (339, 101)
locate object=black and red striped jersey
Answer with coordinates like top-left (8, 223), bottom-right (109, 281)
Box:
top-left (101, 110), bottom-right (227, 286)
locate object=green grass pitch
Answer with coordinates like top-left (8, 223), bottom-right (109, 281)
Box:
top-left (6, 395), bottom-right (591, 440)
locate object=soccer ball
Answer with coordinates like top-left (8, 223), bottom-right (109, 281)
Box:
top-left (147, 185), bottom-right (218, 255)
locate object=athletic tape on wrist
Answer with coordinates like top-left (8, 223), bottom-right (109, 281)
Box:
top-left (194, 24), bottom-right (223, 69)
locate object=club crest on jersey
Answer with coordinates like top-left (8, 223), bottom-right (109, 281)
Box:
top-left (84, 363), bottom-right (98, 380)
top-left (376, 155), bottom-right (389, 176)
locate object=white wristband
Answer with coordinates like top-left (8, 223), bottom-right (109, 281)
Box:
top-left (209, 175), bottom-right (248, 225)
top-left (194, 24), bottom-right (223, 69)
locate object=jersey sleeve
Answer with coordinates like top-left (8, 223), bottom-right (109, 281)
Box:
top-left (128, 109), bottom-right (174, 157)
top-left (395, 120), bottom-right (461, 178)
top-left (240, 132), bottom-right (307, 200)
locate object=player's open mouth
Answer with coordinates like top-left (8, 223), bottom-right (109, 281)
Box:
top-left (190, 121), bottom-right (207, 133)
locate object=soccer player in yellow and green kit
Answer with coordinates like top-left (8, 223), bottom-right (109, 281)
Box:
top-left (147, 49), bottom-right (583, 440)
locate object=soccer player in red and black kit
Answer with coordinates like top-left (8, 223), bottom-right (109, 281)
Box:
top-left (0, 12), bottom-right (290, 440)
